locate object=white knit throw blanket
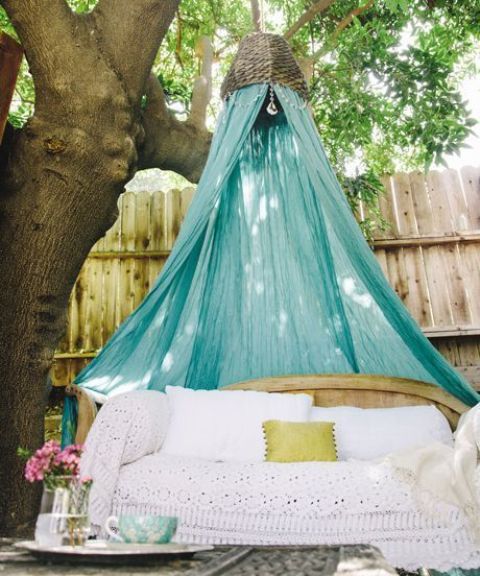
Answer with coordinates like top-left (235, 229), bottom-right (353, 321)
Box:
top-left (80, 390), bottom-right (170, 530)
top-left (387, 402), bottom-right (480, 539)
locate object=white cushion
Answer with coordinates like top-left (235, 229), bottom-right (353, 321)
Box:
top-left (161, 386), bottom-right (313, 462)
top-left (310, 405), bottom-right (453, 460)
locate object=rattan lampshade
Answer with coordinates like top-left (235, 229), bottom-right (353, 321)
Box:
top-left (220, 32), bottom-right (309, 101)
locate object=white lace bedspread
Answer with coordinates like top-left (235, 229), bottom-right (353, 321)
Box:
top-left (112, 453), bottom-right (480, 571)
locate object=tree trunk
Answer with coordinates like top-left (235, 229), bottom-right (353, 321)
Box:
top-left (0, 18), bottom-right (145, 527)
top-left (0, 102), bottom-right (136, 533)
top-left (0, 0), bottom-right (213, 535)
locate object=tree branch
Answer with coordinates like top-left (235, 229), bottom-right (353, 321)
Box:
top-left (284, 0), bottom-right (336, 41)
top-left (250, 0), bottom-right (262, 32)
top-left (139, 75), bottom-right (212, 183)
top-left (331, 0), bottom-right (374, 40)
top-left (312, 0), bottom-right (375, 60)
top-left (92, 0), bottom-right (180, 102)
top-left (190, 37), bottom-right (213, 129)
top-left (0, 0), bottom-right (75, 76)
top-left (175, 10), bottom-right (184, 69)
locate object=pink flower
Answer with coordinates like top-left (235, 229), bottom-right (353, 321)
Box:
top-left (22, 442), bottom-right (86, 484)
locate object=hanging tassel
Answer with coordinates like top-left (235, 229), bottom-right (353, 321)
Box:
top-left (266, 84), bottom-right (278, 115)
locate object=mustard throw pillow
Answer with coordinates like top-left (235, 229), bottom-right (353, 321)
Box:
top-left (263, 420), bottom-right (337, 463)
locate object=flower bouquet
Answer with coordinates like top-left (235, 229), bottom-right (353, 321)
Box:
top-left (19, 441), bottom-right (92, 546)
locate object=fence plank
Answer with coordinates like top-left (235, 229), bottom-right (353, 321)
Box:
top-left (458, 338), bottom-right (480, 368)
top-left (379, 176), bottom-right (399, 238)
top-left (135, 191), bottom-right (151, 251)
top-left (433, 338), bottom-right (462, 367)
top-left (98, 198), bottom-right (122, 253)
top-left (460, 166), bottom-right (480, 230)
top-left (426, 170), bottom-right (455, 234)
top-left (391, 172), bottom-right (418, 236)
top-left (133, 191), bottom-right (152, 303)
top-left (374, 248), bottom-right (388, 278)
top-left (87, 259), bottom-right (103, 350)
top-left (409, 170), bottom-right (435, 235)
top-left (422, 246), bottom-right (454, 327)
top-left (181, 187), bottom-right (195, 221)
top-left (402, 248), bottom-right (433, 327)
top-left (102, 257), bottom-right (119, 341)
top-left (460, 243), bottom-right (480, 325)
top-left (422, 170), bottom-right (457, 328)
top-left (120, 191), bottom-right (137, 251)
top-left (150, 191), bottom-right (167, 250)
top-left (443, 168), bottom-right (470, 232)
top-left (148, 257), bottom-right (168, 290)
top-left (386, 248), bottom-right (409, 302)
top-left (442, 244), bottom-right (471, 326)
top-left (166, 189), bottom-right (182, 248)
top-left (70, 261), bottom-right (90, 351)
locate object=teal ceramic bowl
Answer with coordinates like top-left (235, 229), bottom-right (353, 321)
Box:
top-left (106, 515), bottom-right (178, 544)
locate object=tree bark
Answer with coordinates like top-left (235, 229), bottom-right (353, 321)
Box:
top-left (0, 0), bottom-right (202, 536)
top-left (139, 74), bottom-right (212, 182)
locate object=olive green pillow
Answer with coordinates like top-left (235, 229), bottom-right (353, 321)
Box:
top-left (262, 420), bottom-right (337, 463)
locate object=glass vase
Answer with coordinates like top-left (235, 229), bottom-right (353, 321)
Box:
top-left (35, 476), bottom-right (91, 547)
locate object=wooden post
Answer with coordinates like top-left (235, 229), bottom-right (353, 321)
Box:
top-left (0, 32), bottom-right (23, 144)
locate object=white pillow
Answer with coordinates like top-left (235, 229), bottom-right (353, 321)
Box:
top-left (310, 404), bottom-right (453, 461)
top-left (161, 386), bottom-right (313, 462)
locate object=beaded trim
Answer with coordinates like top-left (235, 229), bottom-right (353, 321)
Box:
top-left (224, 83), bottom-right (307, 110)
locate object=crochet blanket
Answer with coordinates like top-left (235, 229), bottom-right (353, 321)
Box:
top-left (80, 391), bottom-right (170, 529)
top-left (80, 392), bottom-right (480, 571)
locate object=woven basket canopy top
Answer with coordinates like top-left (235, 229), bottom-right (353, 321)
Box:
top-left (220, 33), bottom-right (309, 101)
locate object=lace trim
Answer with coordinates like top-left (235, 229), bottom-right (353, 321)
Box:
top-left (111, 500), bottom-right (480, 571)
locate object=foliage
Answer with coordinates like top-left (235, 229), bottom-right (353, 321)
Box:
top-left (1, 0), bottom-right (479, 236)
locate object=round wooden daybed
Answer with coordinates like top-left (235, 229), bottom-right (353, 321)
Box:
top-left (67, 373), bottom-right (469, 444)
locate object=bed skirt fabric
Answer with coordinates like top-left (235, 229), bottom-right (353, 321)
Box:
top-left (111, 454), bottom-right (480, 571)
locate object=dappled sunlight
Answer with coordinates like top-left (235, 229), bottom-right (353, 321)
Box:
top-left (269, 195), bottom-right (279, 210)
top-left (242, 177), bottom-right (255, 221)
top-left (184, 322), bottom-right (195, 336)
top-left (264, 308), bottom-right (289, 338)
top-left (341, 277), bottom-right (373, 309)
top-left (141, 369), bottom-right (153, 385)
top-left (276, 309), bottom-right (289, 338)
top-left (153, 307), bottom-right (167, 328)
top-left (259, 195), bottom-right (267, 221)
top-left (161, 352), bottom-right (175, 373)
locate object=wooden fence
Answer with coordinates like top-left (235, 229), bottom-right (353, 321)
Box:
top-left (51, 167), bottom-right (480, 390)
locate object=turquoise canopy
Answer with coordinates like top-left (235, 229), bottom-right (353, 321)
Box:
top-left (63, 82), bottom-right (478, 444)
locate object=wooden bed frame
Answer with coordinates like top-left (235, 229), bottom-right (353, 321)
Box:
top-left (67, 373), bottom-right (469, 443)
top-left (225, 374), bottom-right (469, 429)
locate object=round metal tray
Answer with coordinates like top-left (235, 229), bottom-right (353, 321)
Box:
top-left (15, 540), bottom-right (214, 565)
